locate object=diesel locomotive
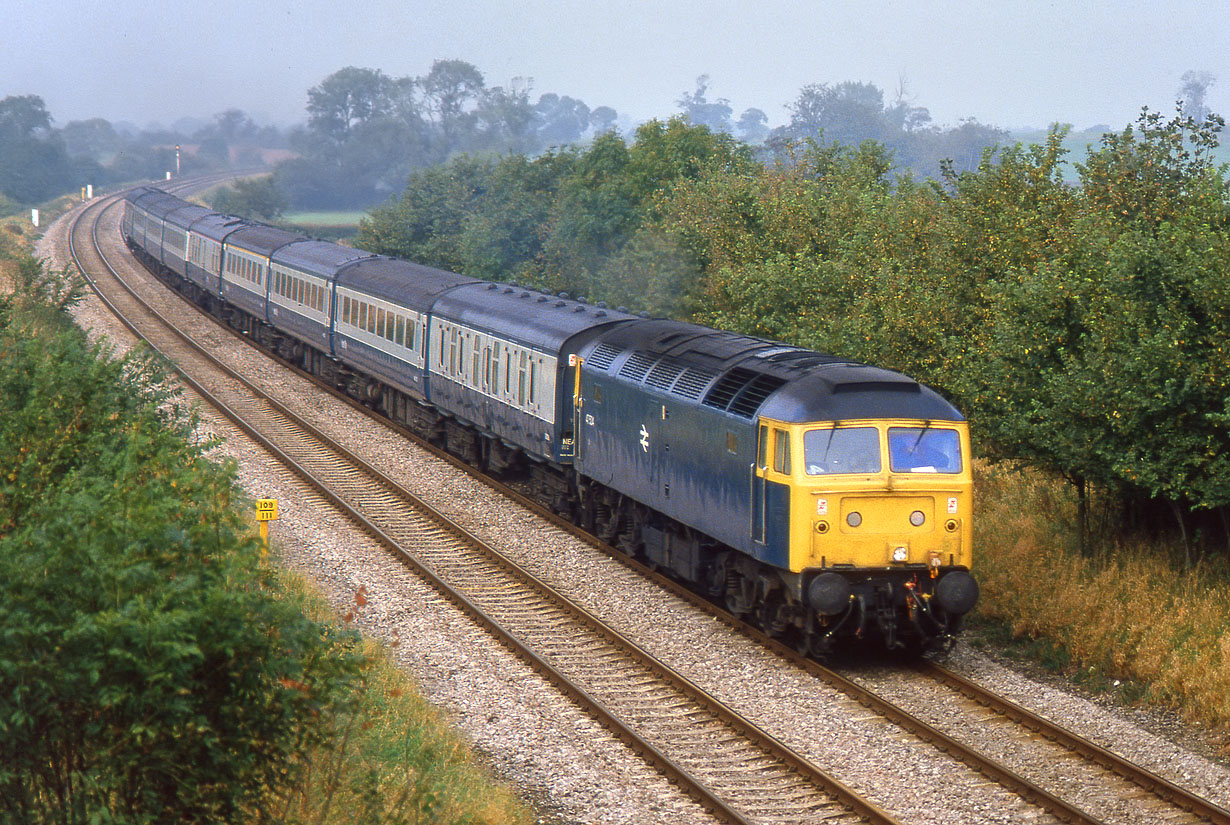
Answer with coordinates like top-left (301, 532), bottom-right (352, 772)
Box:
top-left (123, 185), bottom-right (978, 655)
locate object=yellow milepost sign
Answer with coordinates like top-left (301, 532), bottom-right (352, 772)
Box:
top-left (256, 499), bottom-right (279, 558)
top-left (255, 499), bottom-right (280, 521)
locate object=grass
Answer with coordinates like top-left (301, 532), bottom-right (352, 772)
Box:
top-left (283, 211), bottom-right (369, 228)
top-left (270, 571), bottom-right (535, 825)
top-left (970, 460), bottom-right (1230, 744)
top-left (280, 211), bottom-right (367, 242)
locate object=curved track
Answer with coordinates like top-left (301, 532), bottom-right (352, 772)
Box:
top-left (64, 184), bottom-right (1230, 825)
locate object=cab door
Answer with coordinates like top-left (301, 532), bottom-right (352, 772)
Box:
top-left (752, 424), bottom-right (769, 544)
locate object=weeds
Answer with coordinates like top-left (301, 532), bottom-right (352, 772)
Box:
top-left (973, 460), bottom-right (1230, 740)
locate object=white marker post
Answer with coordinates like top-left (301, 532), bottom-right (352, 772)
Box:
top-left (30, 209), bottom-right (38, 227)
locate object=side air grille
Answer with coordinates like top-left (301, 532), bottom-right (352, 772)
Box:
top-left (588, 343), bottom-right (622, 371)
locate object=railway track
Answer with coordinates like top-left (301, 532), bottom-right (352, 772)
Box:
top-left (68, 187), bottom-right (901, 824)
top-left (62, 184), bottom-right (1230, 825)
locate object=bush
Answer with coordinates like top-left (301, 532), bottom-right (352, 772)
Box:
top-left (0, 262), bottom-right (365, 824)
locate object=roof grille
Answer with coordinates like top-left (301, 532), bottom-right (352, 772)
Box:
top-left (588, 343), bottom-right (622, 371)
top-left (703, 367), bottom-right (758, 412)
top-left (645, 358), bottom-right (685, 392)
top-left (672, 368), bottom-right (717, 400)
top-left (728, 374), bottom-right (787, 418)
top-left (619, 351), bottom-right (655, 382)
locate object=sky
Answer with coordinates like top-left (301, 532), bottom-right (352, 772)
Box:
top-left (5, 0), bottom-right (1229, 134)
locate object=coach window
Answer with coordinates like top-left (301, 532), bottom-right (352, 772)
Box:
top-left (491, 343), bottom-right (501, 394)
top-left (518, 352), bottom-right (527, 406)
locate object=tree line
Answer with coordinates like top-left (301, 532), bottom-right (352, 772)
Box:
top-left (357, 108), bottom-right (1230, 554)
top-left (0, 61), bottom-right (1019, 213)
top-left (0, 94), bottom-right (287, 210)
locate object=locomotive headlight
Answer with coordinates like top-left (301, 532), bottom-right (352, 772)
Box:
top-left (909, 510), bottom-right (926, 527)
top-left (846, 511), bottom-right (862, 528)
top-left (892, 546), bottom-right (909, 562)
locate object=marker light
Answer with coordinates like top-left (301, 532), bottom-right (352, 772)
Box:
top-left (892, 546), bottom-right (909, 562)
top-left (846, 512), bottom-right (862, 528)
top-left (909, 510), bottom-right (926, 527)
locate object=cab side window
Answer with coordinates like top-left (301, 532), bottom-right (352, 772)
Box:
top-left (757, 425), bottom-right (769, 470)
top-left (773, 429), bottom-right (791, 474)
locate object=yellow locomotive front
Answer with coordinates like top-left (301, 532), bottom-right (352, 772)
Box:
top-left (756, 415), bottom-right (977, 653)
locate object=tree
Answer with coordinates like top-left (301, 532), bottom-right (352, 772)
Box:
top-left (211, 175), bottom-right (288, 220)
top-left (1178, 70), bottom-right (1216, 122)
top-left (60, 118), bottom-right (122, 160)
top-left (589, 105), bottom-right (619, 134)
top-left (782, 81), bottom-right (892, 146)
top-left (735, 108), bottom-right (769, 144)
top-left (421, 58), bottom-right (485, 152)
top-left (0, 94), bottom-right (52, 142)
top-left (306, 67), bottom-right (397, 153)
top-left (0, 95), bottom-right (75, 203)
top-left (476, 80), bottom-right (536, 153)
top-left (676, 75), bottom-right (733, 133)
top-left (533, 93), bottom-right (592, 145)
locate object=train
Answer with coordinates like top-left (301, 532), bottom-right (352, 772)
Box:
top-left (122, 185), bottom-right (978, 655)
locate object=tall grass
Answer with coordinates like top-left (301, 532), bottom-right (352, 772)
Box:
top-left (973, 461), bottom-right (1230, 737)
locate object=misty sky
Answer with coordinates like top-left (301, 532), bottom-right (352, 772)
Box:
top-left (6, 0), bottom-right (1229, 133)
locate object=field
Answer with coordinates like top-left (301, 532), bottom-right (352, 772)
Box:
top-left (282, 210), bottom-right (366, 240)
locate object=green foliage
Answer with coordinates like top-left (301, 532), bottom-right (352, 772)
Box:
top-left (0, 260), bottom-right (365, 824)
top-left (358, 117), bottom-right (751, 313)
top-left (211, 175), bottom-right (289, 221)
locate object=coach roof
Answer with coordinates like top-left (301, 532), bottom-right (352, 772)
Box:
top-left (334, 256), bottom-right (478, 310)
top-left (272, 239), bottom-right (373, 280)
top-left (431, 282), bottom-right (637, 353)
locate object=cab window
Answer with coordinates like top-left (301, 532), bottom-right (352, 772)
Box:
top-left (888, 427), bottom-right (962, 474)
top-left (803, 427), bottom-right (881, 475)
top-left (772, 429), bottom-right (791, 474)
